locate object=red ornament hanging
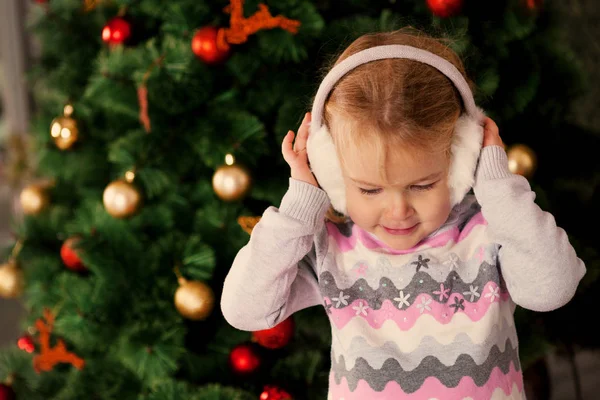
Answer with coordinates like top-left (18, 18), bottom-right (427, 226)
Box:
top-left (18, 334), bottom-right (35, 353)
top-left (102, 17), bottom-right (131, 45)
top-left (426, 0), bottom-right (463, 18)
top-left (229, 343), bottom-right (261, 374)
top-left (524, 0), bottom-right (543, 11)
top-left (260, 385), bottom-right (292, 400)
top-left (0, 384), bottom-right (15, 400)
top-left (60, 237), bottom-right (87, 273)
top-left (191, 26), bottom-right (231, 65)
top-left (252, 317), bottom-right (294, 349)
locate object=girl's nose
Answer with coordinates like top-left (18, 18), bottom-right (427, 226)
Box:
top-left (386, 193), bottom-right (414, 221)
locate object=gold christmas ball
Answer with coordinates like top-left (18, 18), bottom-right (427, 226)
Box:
top-left (238, 216), bottom-right (261, 235)
top-left (212, 161), bottom-right (252, 202)
top-left (507, 144), bottom-right (537, 178)
top-left (50, 105), bottom-right (79, 150)
top-left (0, 261), bottom-right (24, 299)
top-left (103, 179), bottom-right (142, 218)
top-left (20, 183), bottom-right (50, 215)
top-left (174, 278), bottom-right (215, 321)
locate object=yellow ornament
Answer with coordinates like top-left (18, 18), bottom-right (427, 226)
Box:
top-left (103, 175), bottom-right (142, 218)
top-left (507, 144), bottom-right (537, 179)
top-left (237, 216), bottom-right (261, 235)
top-left (212, 154), bottom-right (252, 201)
top-left (174, 277), bottom-right (215, 321)
top-left (20, 182), bottom-right (51, 215)
top-left (50, 104), bottom-right (79, 150)
top-left (0, 261), bottom-right (24, 299)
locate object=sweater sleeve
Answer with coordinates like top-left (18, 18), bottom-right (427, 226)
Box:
top-left (473, 145), bottom-right (586, 312)
top-left (220, 178), bottom-right (330, 331)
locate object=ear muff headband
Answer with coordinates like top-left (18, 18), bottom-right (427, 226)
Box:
top-left (307, 45), bottom-right (485, 216)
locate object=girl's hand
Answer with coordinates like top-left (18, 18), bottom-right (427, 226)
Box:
top-left (482, 117), bottom-right (505, 149)
top-left (282, 112), bottom-right (319, 187)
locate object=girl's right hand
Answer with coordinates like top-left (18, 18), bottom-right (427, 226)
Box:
top-left (282, 112), bottom-right (319, 187)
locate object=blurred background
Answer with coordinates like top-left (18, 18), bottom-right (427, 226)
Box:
top-left (0, 1), bottom-right (599, 399)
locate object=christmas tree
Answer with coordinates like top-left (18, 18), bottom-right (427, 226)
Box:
top-left (0, 0), bottom-right (598, 399)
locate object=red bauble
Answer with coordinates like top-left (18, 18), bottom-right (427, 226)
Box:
top-left (191, 26), bottom-right (230, 65)
top-left (17, 334), bottom-right (35, 353)
top-left (524, 0), bottom-right (543, 11)
top-left (229, 343), bottom-right (261, 374)
top-left (260, 385), bottom-right (292, 400)
top-left (426, 0), bottom-right (463, 17)
top-left (0, 384), bottom-right (15, 400)
top-left (252, 317), bottom-right (294, 349)
top-left (60, 237), bottom-right (86, 272)
top-left (102, 17), bottom-right (131, 45)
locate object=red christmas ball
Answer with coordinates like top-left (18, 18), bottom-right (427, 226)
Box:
top-left (229, 343), bottom-right (261, 374)
top-left (191, 26), bottom-right (230, 65)
top-left (61, 237), bottom-right (86, 272)
top-left (102, 17), bottom-right (131, 45)
top-left (260, 385), bottom-right (292, 400)
top-left (17, 334), bottom-right (35, 353)
top-left (0, 384), bottom-right (15, 400)
top-left (426, 0), bottom-right (463, 17)
top-left (524, 0), bottom-right (543, 11)
top-left (252, 317), bottom-right (294, 349)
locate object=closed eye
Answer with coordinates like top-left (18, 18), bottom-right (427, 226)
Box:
top-left (359, 188), bottom-right (382, 195)
top-left (411, 182), bottom-right (436, 191)
top-left (359, 182), bottom-right (437, 196)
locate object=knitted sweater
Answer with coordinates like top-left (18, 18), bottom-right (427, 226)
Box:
top-left (221, 145), bottom-right (586, 399)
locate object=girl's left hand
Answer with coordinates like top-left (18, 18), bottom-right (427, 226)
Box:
top-left (482, 117), bottom-right (505, 149)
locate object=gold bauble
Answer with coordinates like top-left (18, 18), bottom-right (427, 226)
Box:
top-left (507, 144), bottom-right (537, 179)
top-left (238, 216), bottom-right (261, 235)
top-left (20, 183), bottom-right (50, 215)
top-left (212, 162), bottom-right (252, 202)
top-left (50, 105), bottom-right (79, 150)
top-left (0, 261), bottom-right (24, 299)
top-left (103, 179), bottom-right (142, 218)
top-left (174, 278), bottom-right (215, 321)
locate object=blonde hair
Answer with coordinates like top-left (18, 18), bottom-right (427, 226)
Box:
top-left (320, 27), bottom-right (476, 224)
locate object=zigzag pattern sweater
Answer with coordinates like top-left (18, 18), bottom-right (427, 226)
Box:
top-left (221, 146), bottom-right (586, 399)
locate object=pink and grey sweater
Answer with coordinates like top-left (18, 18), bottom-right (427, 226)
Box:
top-left (221, 145), bottom-right (586, 399)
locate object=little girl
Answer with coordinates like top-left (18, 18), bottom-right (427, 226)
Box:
top-left (221, 28), bottom-right (586, 400)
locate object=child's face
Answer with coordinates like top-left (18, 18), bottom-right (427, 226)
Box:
top-left (342, 146), bottom-right (452, 251)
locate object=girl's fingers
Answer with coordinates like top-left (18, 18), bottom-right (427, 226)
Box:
top-left (281, 130), bottom-right (296, 162)
top-left (484, 117), bottom-right (499, 135)
top-left (293, 112), bottom-right (310, 152)
top-left (482, 117), bottom-right (504, 148)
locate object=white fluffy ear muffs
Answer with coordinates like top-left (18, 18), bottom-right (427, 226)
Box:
top-left (447, 112), bottom-right (485, 207)
top-left (306, 45), bottom-right (485, 215)
top-left (306, 124), bottom-right (347, 213)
